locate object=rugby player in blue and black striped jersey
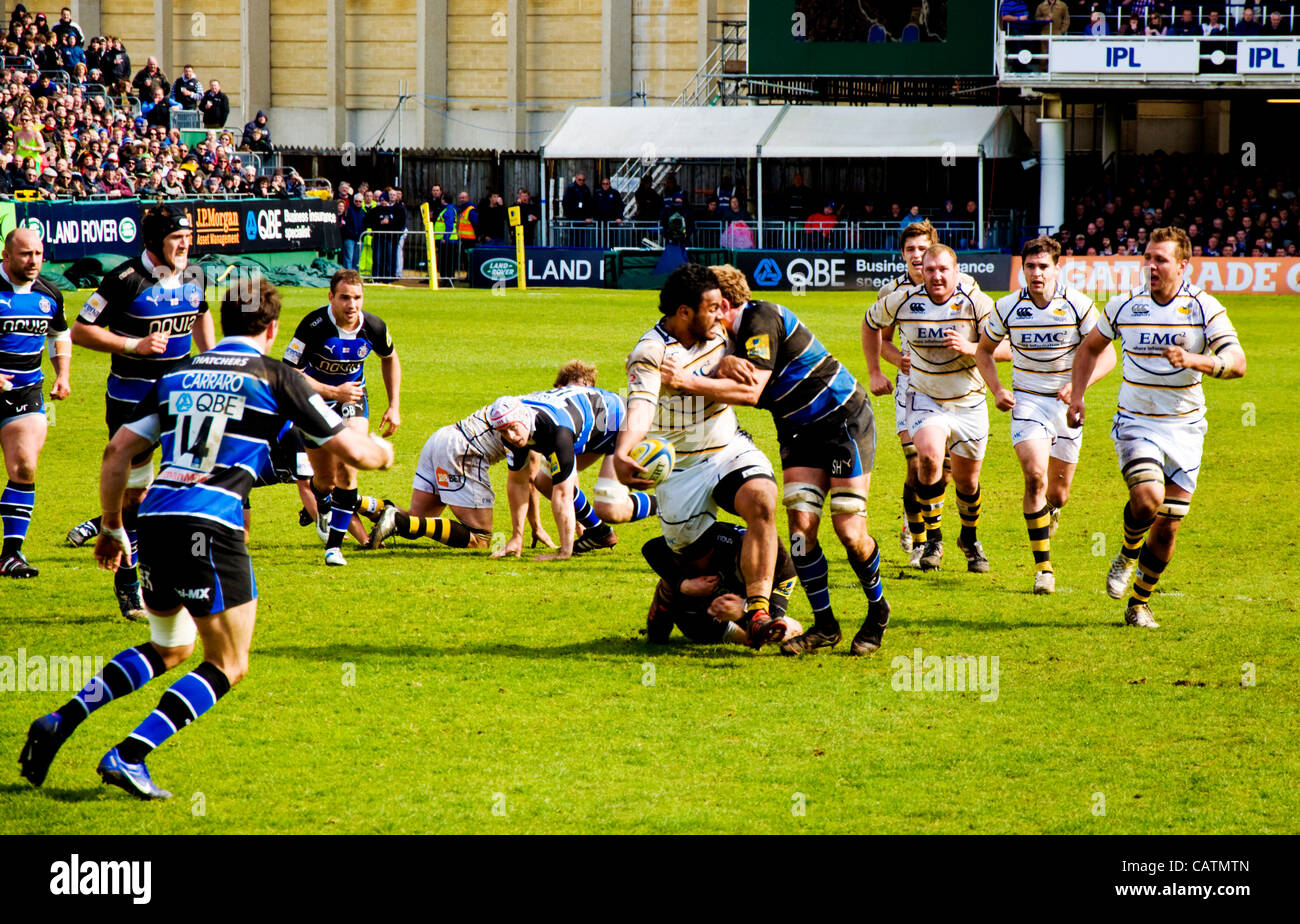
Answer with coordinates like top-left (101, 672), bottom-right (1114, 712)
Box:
top-left (661, 265), bottom-right (891, 657)
top-left (283, 269), bottom-right (401, 566)
top-left (0, 229), bottom-right (71, 578)
top-left (67, 204), bottom-right (216, 620)
top-left (19, 278), bottom-right (394, 799)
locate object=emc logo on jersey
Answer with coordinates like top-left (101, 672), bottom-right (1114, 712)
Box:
top-left (1138, 331), bottom-right (1185, 347)
top-left (1020, 331), bottom-right (1067, 344)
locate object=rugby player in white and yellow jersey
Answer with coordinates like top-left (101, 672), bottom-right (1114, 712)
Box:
top-left (863, 221), bottom-right (1007, 566)
top-left (976, 235), bottom-right (1116, 595)
top-left (614, 264), bottom-right (785, 649)
top-left (1070, 227), bottom-right (1245, 628)
top-left (864, 244), bottom-right (995, 574)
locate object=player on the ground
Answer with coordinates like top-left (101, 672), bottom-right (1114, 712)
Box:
top-left (663, 265), bottom-right (890, 656)
top-left (643, 523), bottom-right (801, 646)
top-left (0, 229), bottom-right (71, 577)
top-left (283, 268), bottom-right (401, 566)
top-left (364, 396), bottom-right (556, 552)
top-left (68, 204), bottom-right (215, 619)
top-left (1068, 226), bottom-right (1245, 627)
top-left (19, 278), bottom-right (394, 798)
top-left (613, 264), bottom-right (784, 648)
top-left (488, 385), bottom-right (658, 560)
top-left (975, 236), bottom-right (1117, 594)
top-left (865, 244), bottom-right (995, 574)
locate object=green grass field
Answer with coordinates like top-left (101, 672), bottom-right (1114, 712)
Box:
top-left (1, 285), bottom-right (1297, 834)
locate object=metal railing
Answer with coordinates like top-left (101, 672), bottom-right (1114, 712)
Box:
top-left (547, 218), bottom-right (1006, 251)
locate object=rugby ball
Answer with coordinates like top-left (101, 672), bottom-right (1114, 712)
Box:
top-left (629, 438), bottom-right (676, 484)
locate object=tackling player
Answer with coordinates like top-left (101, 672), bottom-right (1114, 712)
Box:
top-left (1069, 227), bottom-right (1245, 628)
top-left (68, 204), bottom-right (215, 619)
top-left (663, 265), bottom-right (890, 656)
top-left (976, 236), bottom-right (1116, 594)
top-left (865, 245), bottom-right (995, 574)
top-left (489, 386), bottom-right (658, 561)
top-left (19, 278), bottom-right (394, 799)
top-left (643, 523), bottom-right (801, 646)
top-left (283, 269), bottom-right (401, 566)
top-left (614, 264), bottom-right (784, 649)
top-left (0, 229), bottom-right (71, 577)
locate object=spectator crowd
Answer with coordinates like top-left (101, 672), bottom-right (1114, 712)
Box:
top-left (0, 5), bottom-right (299, 202)
top-left (1001, 1), bottom-right (1300, 36)
top-left (1057, 152), bottom-right (1300, 257)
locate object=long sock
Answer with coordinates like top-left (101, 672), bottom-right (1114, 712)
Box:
top-left (327, 487), bottom-right (357, 549)
top-left (399, 512), bottom-right (477, 548)
top-left (356, 495), bottom-right (389, 517)
top-left (1, 480), bottom-right (35, 556)
top-left (1025, 505), bottom-right (1052, 572)
top-left (916, 478), bottom-right (946, 543)
top-left (117, 661), bottom-right (231, 763)
top-left (114, 508), bottom-right (139, 588)
top-left (1121, 501), bottom-right (1154, 560)
top-left (848, 542), bottom-right (885, 603)
top-left (1128, 544), bottom-right (1169, 608)
top-left (956, 486), bottom-right (981, 547)
top-left (628, 491), bottom-right (657, 522)
top-left (573, 488), bottom-right (603, 530)
top-left (902, 482), bottom-right (925, 545)
top-left (54, 643), bottom-right (167, 736)
top-left (744, 595), bottom-right (770, 618)
top-left (793, 545), bottom-right (836, 629)
top-left (311, 478), bottom-right (332, 520)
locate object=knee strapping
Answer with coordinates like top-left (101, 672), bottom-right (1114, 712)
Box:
top-left (126, 464), bottom-right (155, 490)
top-left (1156, 498), bottom-right (1190, 520)
top-left (828, 488), bottom-right (868, 517)
top-left (782, 482), bottom-right (825, 515)
top-left (592, 476), bottom-right (630, 506)
top-left (1122, 457), bottom-right (1164, 489)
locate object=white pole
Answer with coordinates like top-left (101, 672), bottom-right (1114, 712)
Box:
top-left (756, 153), bottom-right (763, 246)
top-left (397, 81), bottom-right (403, 186)
top-left (977, 147), bottom-right (986, 250)
top-left (1038, 117), bottom-right (1067, 236)
top-left (539, 153), bottom-right (548, 247)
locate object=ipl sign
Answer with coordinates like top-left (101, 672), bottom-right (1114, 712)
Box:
top-left (1049, 39), bottom-right (1198, 74)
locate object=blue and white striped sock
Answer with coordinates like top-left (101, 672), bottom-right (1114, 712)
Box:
top-left (793, 545), bottom-right (835, 627)
top-left (119, 661), bottom-right (231, 761)
top-left (628, 491), bottom-right (657, 522)
top-left (0, 480), bottom-right (35, 556)
top-left (573, 488), bottom-right (603, 529)
top-left (56, 643), bottom-right (168, 734)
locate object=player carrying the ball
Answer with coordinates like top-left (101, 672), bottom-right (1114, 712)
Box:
top-left (661, 265), bottom-right (891, 657)
top-left (614, 264), bottom-right (785, 649)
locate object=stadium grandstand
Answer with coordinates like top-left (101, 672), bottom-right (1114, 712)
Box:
top-left (0, 1), bottom-right (1297, 292)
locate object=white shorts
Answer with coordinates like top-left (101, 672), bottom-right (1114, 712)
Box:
top-left (905, 391), bottom-right (988, 461)
top-left (413, 425), bottom-right (495, 510)
top-left (1111, 412), bottom-right (1206, 494)
top-left (1009, 390), bottom-right (1082, 464)
top-left (657, 435), bottom-right (774, 552)
top-left (894, 372), bottom-right (910, 436)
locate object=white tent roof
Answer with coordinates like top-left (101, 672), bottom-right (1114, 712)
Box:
top-left (540, 106), bottom-right (780, 160)
top-left (540, 105), bottom-right (1027, 160)
top-left (762, 106), bottom-right (1026, 160)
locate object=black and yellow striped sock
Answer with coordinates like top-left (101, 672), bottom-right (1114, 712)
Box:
top-left (745, 595), bottom-right (770, 617)
top-left (1128, 544), bottom-right (1169, 607)
top-left (356, 495), bottom-right (389, 517)
top-left (956, 486), bottom-right (981, 547)
top-left (916, 478), bottom-right (945, 543)
top-left (399, 512), bottom-right (475, 548)
top-left (903, 482), bottom-right (926, 545)
top-left (1025, 505), bottom-right (1052, 572)
top-left (1122, 501), bottom-right (1154, 560)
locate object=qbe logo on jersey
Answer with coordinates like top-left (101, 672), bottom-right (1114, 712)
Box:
top-left (245, 208), bottom-right (283, 243)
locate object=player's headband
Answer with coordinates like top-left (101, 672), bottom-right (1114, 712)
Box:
top-left (488, 396), bottom-right (535, 431)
